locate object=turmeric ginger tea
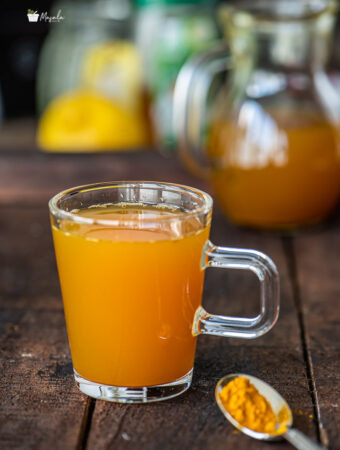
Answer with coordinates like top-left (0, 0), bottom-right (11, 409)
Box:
top-left (208, 113), bottom-right (340, 228)
top-left (52, 204), bottom-right (209, 387)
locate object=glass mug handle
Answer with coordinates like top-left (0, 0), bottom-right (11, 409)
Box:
top-left (173, 44), bottom-right (231, 178)
top-left (193, 241), bottom-right (280, 338)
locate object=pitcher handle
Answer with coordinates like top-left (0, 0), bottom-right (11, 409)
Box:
top-left (173, 44), bottom-right (231, 178)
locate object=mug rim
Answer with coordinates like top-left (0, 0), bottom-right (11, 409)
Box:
top-left (49, 181), bottom-right (213, 226)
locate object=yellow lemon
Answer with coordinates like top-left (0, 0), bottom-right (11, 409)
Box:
top-left (81, 41), bottom-right (143, 111)
top-left (38, 90), bottom-right (149, 152)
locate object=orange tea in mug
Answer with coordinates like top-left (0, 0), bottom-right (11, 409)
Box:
top-left (50, 182), bottom-right (279, 403)
top-left (52, 205), bottom-right (209, 388)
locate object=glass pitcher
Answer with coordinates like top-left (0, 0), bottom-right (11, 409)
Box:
top-left (174, 0), bottom-right (340, 229)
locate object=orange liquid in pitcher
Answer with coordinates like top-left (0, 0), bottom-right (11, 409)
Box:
top-left (52, 204), bottom-right (209, 387)
top-left (208, 116), bottom-right (340, 227)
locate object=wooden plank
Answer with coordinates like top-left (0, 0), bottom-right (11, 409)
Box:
top-left (0, 150), bottom-right (209, 206)
top-left (87, 206), bottom-right (318, 449)
top-left (0, 308), bottom-right (88, 449)
top-left (0, 206), bottom-right (60, 310)
top-left (293, 214), bottom-right (340, 449)
top-left (0, 205), bottom-right (87, 449)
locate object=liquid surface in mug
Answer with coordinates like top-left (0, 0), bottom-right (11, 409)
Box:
top-left (52, 203), bottom-right (210, 387)
top-left (208, 115), bottom-right (340, 227)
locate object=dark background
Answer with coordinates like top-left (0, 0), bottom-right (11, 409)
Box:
top-left (0, 1), bottom-right (54, 118)
top-left (1, 0), bottom-right (340, 119)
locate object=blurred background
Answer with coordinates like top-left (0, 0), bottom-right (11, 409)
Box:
top-left (2, 0), bottom-right (340, 229)
top-left (1, 0), bottom-right (340, 140)
top-left (0, 0), bottom-right (224, 151)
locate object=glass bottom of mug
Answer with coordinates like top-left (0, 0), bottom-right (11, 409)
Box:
top-left (74, 369), bottom-right (193, 403)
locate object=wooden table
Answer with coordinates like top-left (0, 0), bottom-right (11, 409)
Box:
top-left (0, 124), bottom-right (339, 449)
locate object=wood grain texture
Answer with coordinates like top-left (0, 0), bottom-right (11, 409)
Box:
top-left (294, 214), bottom-right (340, 449)
top-left (0, 207), bottom-right (60, 309)
top-left (0, 137), bottom-right (335, 449)
top-left (0, 205), bottom-right (88, 449)
top-left (0, 151), bottom-right (209, 206)
top-left (0, 307), bottom-right (87, 449)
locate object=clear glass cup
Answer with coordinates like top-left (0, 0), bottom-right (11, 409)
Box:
top-left (49, 181), bottom-right (279, 403)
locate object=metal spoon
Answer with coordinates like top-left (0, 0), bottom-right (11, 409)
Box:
top-left (215, 373), bottom-right (325, 450)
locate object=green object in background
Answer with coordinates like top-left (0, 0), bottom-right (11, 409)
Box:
top-left (152, 16), bottom-right (217, 93)
top-left (135, 0), bottom-right (219, 150)
top-left (136, 0), bottom-right (213, 6)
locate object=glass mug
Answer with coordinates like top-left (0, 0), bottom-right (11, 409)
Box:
top-left (174, 0), bottom-right (340, 229)
top-left (49, 181), bottom-right (279, 403)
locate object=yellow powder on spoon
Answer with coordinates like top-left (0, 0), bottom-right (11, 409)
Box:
top-left (219, 376), bottom-right (287, 434)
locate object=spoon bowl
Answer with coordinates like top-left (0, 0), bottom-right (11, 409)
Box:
top-left (215, 373), bottom-right (325, 450)
top-left (215, 373), bottom-right (292, 440)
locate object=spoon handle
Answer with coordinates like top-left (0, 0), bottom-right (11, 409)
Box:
top-left (284, 429), bottom-right (326, 450)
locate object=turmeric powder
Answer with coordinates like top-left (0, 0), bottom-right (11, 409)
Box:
top-left (219, 377), bottom-right (278, 434)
